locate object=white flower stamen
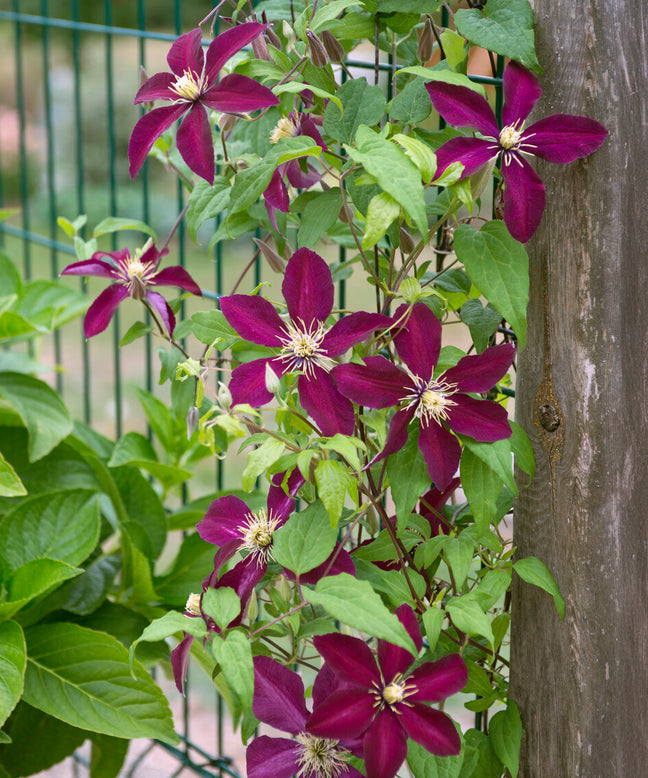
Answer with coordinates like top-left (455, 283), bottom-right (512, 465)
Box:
top-left (499, 122), bottom-right (523, 150)
top-left (372, 674), bottom-right (418, 712)
top-left (404, 375), bottom-right (459, 425)
top-left (170, 68), bottom-right (206, 102)
top-left (236, 508), bottom-right (281, 565)
top-left (124, 257), bottom-right (156, 298)
top-left (185, 593), bottom-right (202, 616)
top-left (295, 733), bottom-right (352, 778)
top-left (270, 115), bottom-right (298, 143)
top-left (278, 319), bottom-right (336, 376)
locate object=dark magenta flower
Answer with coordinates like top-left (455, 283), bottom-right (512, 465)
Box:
top-left (61, 240), bottom-right (201, 338)
top-left (333, 302), bottom-right (514, 489)
top-left (248, 656), bottom-right (365, 778)
top-left (129, 24), bottom-right (279, 183)
top-left (220, 248), bottom-right (390, 436)
top-left (419, 478), bottom-right (461, 536)
top-left (264, 112), bottom-right (328, 229)
top-left (425, 61), bottom-right (608, 242)
top-left (307, 604), bottom-right (468, 778)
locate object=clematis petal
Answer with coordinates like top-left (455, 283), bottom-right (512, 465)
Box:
top-left (378, 604), bottom-right (421, 680)
top-left (264, 168), bottom-right (290, 213)
top-left (61, 257), bottom-right (118, 280)
top-left (220, 294), bottom-right (285, 346)
top-left (399, 702), bottom-right (461, 757)
top-left (502, 61), bottom-right (542, 127)
top-left (252, 656), bottom-right (309, 734)
top-left (378, 407), bottom-right (415, 462)
top-left (285, 158), bottom-right (322, 189)
top-left (521, 114), bottom-right (608, 163)
top-left (197, 494), bottom-right (251, 545)
top-left (201, 73), bottom-right (279, 113)
top-left (408, 654), bottom-right (468, 703)
top-left (440, 343), bottom-right (515, 393)
top-left (307, 689), bottom-right (376, 739)
top-left (333, 357), bottom-right (411, 408)
top-left (393, 302), bottom-right (441, 379)
top-left (363, 709), bottom-right (408, 778)
top-left (171, 634), bottom-right (194, 695)
top-left (140, 242), bottom-right (166, 270)
top-left (151, 265), bottom-right (202, 295)
top-left (298, 370), bottom-right (355, 436)
top-left (267, 481), bottom-right (298, 524)
top-left (282, 248), bottom-right (334, 327)
top-left (446, 393), bottom-right (511, 442)
top-left (500, 152), bottom-right (546, 243)
top-left (418, 420), bottom-right (461, 490)
top-left (313, 633), bottom-right (381, 688)
top-left (128, 103), bottom-right (188, 179)
top-left (246, 736), bottom-right (299, 778)
top-left (133, 72), bottom-right (176, 104)
top-left (228, 358), bottom-right (282, 408)
top-left (203, 540), bottom-right (240, 587)
top-left (425, 82), bottom-right (499, 138)
top-left (145, 290), bottom-right (176, 336)
top-left (83, 284), bottom-right (129, 338)
top-left (205, 23), bottom-right (267, 81)
top-left (293, 545), bottom-right (356, 585)
top-left (177, 103), bottom-right (214, 184)
top-left (167, 28), bottom-right (204, 78)
top-left (323, 312), bottom-right (390, 357)
top-left (434, 136), bottom-right (500, 179)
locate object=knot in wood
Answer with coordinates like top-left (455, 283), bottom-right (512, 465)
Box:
top-left (539, 402), bottom-right (561, 432)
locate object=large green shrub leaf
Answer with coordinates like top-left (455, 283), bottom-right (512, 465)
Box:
top-left (0, 621), bottom-right (25, 729)
top-left (23, 623), bottom-right (178, 743)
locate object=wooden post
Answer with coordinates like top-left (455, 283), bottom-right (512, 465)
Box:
top-left (511, 2), bottom-right (648, 775)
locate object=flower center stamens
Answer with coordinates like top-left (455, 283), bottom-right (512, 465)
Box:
top-left (124, 258), bottom-right (155, 299)
top-left (372, 674), bottom-right (418, 711)
top-left (404, 376), bottom-right (458, 425)
top-left (185, 592), bottom-right (202, 616)
top-left (278, 319), bottom-right (336, 377)
top-left (236, 508), bottom-right (281, 565)
top-left (270, 115), bottom-right (298, 143)
top-left (499, 124), bottom-right (522, 150)
top-left (170, 68), bottom-right (206, 102)
top-left (295, 733), bottom-right (352, 778)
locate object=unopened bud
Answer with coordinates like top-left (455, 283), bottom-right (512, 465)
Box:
top-left (398, 226), bottom-right (415, 254)
top-left (339, 204), bottom-right (354, 223)
top-left (265, 25), bottom-right (281, 49)
top-left (282, 21), bottom-right (296, 45)
top-left (186, 405), bottom-right (199, 438)
top-left (251, 34), bottom-right (271, 61)
top-left (365, 506), bottom-right (379, 535)
top-left (139, 67), bottom-right (155, 111)
top-left (217, 381), bottom-right (232, 411)
top-left (217, 113), bottom-right (238, 133)
top-left (254, 238), bottom-right (285, 273)
top-left (265, 362), bottom-right (281, 394)
top-left (417, 17), bottom-right (435, 64)
top-left (306, 30), bottom-right (328, 68)
top-left (247, 588), bottom-right (259, 621)
top-left (280, 576), bottom-right (292, 602)
top-left (320, 29), bottom-right (345, 63)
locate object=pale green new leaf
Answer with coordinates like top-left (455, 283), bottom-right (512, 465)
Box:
top-left (460, 447), bottom-right (504, 531)
top-left (446, 596), bottom-right (494, 648)
top-left (93, 217), bottom-right (157, 241)
top-left (314, 459), bottom-right (355, 527)
top-left (202, 587), bottom-right (241, 631)
top-left (130, 610), bottom-right (208, 666)
top-left (391, 133), bottom-right (437, 184)
top-left (396, 67), bottom-right (486, 97)
top-left (362, 192), bottom-right (400, 249)
top-left (0, 620), bottom-right (25, 728)
top-left (461, 435), bottom-right (517, 496)
top-left (513, 557), bottom-right (565, 619)
top-left (242, 437), bottom-right (286, 492)
top-left (0, 451), bottom-right (26, 497)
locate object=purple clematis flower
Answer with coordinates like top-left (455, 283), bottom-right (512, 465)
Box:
top-left (264, 112), bottom-right (328, 230)
top-left (425, 61), bottom-right (608, 242)
top-left (333, 302), bottom-right (515, 489)
top-left (220, 248), bottom-right (390, 436)
top-left (247, 656), bottom-right (365, 778)
top-left (419, 477), bottom-right (461, 536)
top-left (61, 240), bottom-right (201, 338)
top-left (307, 604), bottom-right (468, 778)
top-left (129, 24), bottom-right (279, 183)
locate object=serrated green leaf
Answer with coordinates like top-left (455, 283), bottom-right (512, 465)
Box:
top-left (242, 437), bottom-right (286, 492)
top-left (489, 700), bottom-right (522, 777)
top-left (0, 311), bottom-right (42, 344)
top-left (93, 217), bottom-right (157, 240)
top-left (407, 727), bottom-right (464, 777)
top-left (389, 79), bottom-right (433, 124)
top-left (513, 556), bottom-right (565, 619)
top-left (0, 451), bottom-right (25, 497)
top-left (310, 0), bottom-right (361, 31)
top-left (0, 372), bottom-right (73, 461)
top-left (24, 623), bottom-right (178, 743)
top-left (454, 221), bottom-right (529, 348)
top-left (0, 621), bottom-right (25, 729)
top-left (446, 597), bottom-right (494, 647)
top-left (304, 573), bottom-right (418, 654)
top-left (273, 500), bottom-right (338, 574)
top-left (89, 733), bottom-right (129, 778)
top-left (323, 78), bottom-right (386, 145)
top-left (362, 192), bottom-right (400, 249)
top-left (186, 177), bottom-right (232, 243)
top-left (108, 432), bottom-right (192, 488)
top-left (0, 559), bottom-right (83, 621)
top-left (297, 189), bottom-right (343, 249)
top-left (229, 161), bottom-right (275, 214)
top-left (510, 420), bottom-right (534, 478)
top-left (202, 587), bottom-right (241, 631)
top-left (455, 0), bottom-right (540, 73)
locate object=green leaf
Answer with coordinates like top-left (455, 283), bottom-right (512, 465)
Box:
top-left (0, 311), bottom-right (42, 344)
top-left (446, 596), bottom-right (494, 647)
top-left (4, 558), bottom-right (82, 611)
top-left (0, 621), bottom-right (25, 729)
top-left (453, 221), bottom-right (529, 348)
top-left (0, 452), bottom-right (25, 497)
top-left (93, 216), bottom-right (157, 240)
top-left (154, 533), bottom-right (216, 606)
top-left (112, 466), bottom-right (167, 559)
top-left (422, 607), bottom-right (444, 652)
top-left (212, 629), bottom-right (254, 722)
top-left (130, 611), bottom-right (208, 665)
top-left (510, 420), bottom-right (534, 478)
top-left (24, 623), bottom-right (178, 743)
top-left (119, 321), bottom-right (152, 346)
top-left (242, 437), bottom-right (286, 492)
top-left (391, 133), bottom-right (437, 184)
top-left (462, 435), bottom-right (517, 496)
top-left (186, 177), bottom-right (231, 243)
top-left (396, 66), bottom-right (487, 97)
top-left (347, 126), bottom-right (428, 237)
top-left (459, 299), bottom-right (502, 353)
top-left (407, 727), bottom-right (464, 777)
top-left (323, 78), bottom-right (387, 145)
top-left (189, 309), bottom-right (240, 349)
top-left (386, 426), bottom-right (430, 535)
top-left (444, 534), bottom-right (474, 588)
top-left (0, 372), bottom-right (73, 461)
top-left (0, 490), bottom-right (100, 571)
top-left (0, 252), bottom-right (22, 296)
top-left (489, 700), bottom-right (522, 777)
top-left (513, 556), bottom-right (565, 619)
top-left (314, 459), bottom-right (355, 527)
top-left (455, 0), bottom-right (540, 73)
top-left (202, 587), bottom-right (241, 631)
top-left (310, 0), bottom-right (361, 31)
top-left (297, 189), bottom-right (343, 249)
top-left (389, 79), bottom-right (432, 124)
top-left (89, 733), bottom-right (130, 778)
top-left (19, 280), bottom-right (89, 330)
top-left (460, 447), bottom-right (504, 530)
top-left (440, 29), bottom-right (468, 73)
top-left (229, 161), bottom-right (275, 214)
top-left (362, 192), bottom-right (400, 249)
top-left (273, 500), bottom-right (338, 574)
top-left (304, 573), bottom-right (418, 654)
top-left (108, 432), bottom-right (192, 487)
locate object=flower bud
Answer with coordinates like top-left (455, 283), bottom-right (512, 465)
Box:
top-left (139, 66), bottom-right (155, 111)
top-left (306, 30), bottom-right (328, 68)
top-left (247, 588), bottom-right (259, 622)
top-left (320, 30), bottom-right (345, 63)
top-left (282, 21), bottom-right (296, 45)
top-left (338, 204), bottom-right (354, 223)
top-left (265, 25), bottom-right (282, 50)
top-left (186, 405), bottom-right (199, 438)
top-left (217, 113), bottom-right (238, 133)
top-left (217, 381), bottom-right (232, 411)
top-left (398, 226), bottom-right (415, 254)
top-left (265, 362), bottom-right (281, 395)
top-left (417, 17), bottom-right (435, 64)
top-left (251, 33), bottom-right (271, 61)
top-left (254, 238), bottom-right (285, 273)
top-left (280, 576), bottom-right (292, 603)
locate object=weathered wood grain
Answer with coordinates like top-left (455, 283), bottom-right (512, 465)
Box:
top-left (511, 2), bottom-right (648, 775)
